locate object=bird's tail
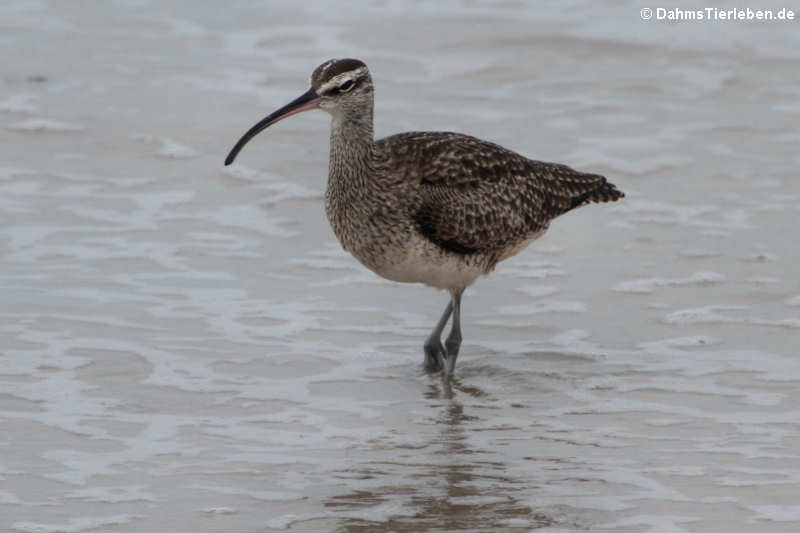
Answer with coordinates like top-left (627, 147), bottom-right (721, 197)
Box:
top-left (568, 176), bottom-right (625, 210)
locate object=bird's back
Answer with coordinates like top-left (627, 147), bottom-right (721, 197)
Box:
top-left (375, 131), bottom-right (623, 267)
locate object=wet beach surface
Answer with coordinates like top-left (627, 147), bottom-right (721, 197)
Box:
top-left (2, 1), bottom-right (799, 531)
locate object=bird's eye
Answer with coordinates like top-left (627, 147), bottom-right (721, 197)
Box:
top-left (338, 79), bottom-right (354, 92)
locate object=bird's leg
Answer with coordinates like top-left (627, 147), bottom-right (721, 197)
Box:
top-left (423, 301), bottom-right (452, 371)
top-left (443, 288), bottom-right (464, 376)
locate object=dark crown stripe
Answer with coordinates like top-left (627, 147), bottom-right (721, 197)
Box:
top-left (313, 58), bottom-right (366, 84)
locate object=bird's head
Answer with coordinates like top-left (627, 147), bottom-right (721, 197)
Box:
top-left (224, 58), bottom-right (373, 166)
top-left (310, 58), bottom-right (373, 117)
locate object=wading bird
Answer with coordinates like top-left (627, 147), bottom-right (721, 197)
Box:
top-left (225, 58), bottom-right (623, 376)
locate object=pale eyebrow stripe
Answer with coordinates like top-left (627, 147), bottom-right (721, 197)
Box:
top-left (318, 67), bottom-right (368, 93)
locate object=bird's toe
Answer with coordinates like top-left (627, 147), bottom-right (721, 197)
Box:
top-left (423, 342), bottom-right (447, 372)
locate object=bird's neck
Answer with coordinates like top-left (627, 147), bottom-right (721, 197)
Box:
top-left (328, 106), bottom-right (375, 193)
top-left (324, 104), bottom-right (383, 254)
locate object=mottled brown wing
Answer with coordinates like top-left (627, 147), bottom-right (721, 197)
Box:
top-left (377, 132), bottom-right (623, 255)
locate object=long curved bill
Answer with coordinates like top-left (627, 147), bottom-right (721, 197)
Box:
top-left (224, 87), bottom-right (320, 166)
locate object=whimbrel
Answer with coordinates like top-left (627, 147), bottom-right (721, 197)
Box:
top-left (225, 58), bottom-right (623, 376)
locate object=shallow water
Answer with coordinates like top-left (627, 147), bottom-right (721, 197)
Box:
top-left (2, 1), bottom-right (799, 531)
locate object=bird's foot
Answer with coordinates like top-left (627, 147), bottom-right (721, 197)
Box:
top-left (423, 341), bottom-right (448, 373)
top-left (443, 333), bottom-right (461, 376)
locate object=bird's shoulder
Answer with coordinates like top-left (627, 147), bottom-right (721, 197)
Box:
top-left (376, 131), bottom-right (544, 187)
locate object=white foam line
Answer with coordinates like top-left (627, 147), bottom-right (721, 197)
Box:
top-left (613, 271), bottom-right (725, 294)
top-left (8, 118), bottom-right (85, 133)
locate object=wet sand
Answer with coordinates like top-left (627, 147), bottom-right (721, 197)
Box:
top-left (2, 1), bottom-right (799, 531)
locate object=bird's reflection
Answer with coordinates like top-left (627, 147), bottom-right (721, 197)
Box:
top-left (326, 373), bottom-right (554, 532)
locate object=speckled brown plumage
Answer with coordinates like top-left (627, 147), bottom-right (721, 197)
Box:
top-left (224, 58), bottom-right (624, 375)
top-left (377, 131), bottom-right (623, 262)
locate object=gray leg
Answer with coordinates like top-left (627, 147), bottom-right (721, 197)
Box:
top-left (423, 301), bottom-right (452, 371)
top-left (443, 288), bottom-right (464, 376)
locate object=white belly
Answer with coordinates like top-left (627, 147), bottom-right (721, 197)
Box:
top-left (379, 230), bottom-right (546, 289)
top-left (353, 235), bottom-right (479, 290)
top-left (378, 252), bottom-right (485, 290)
